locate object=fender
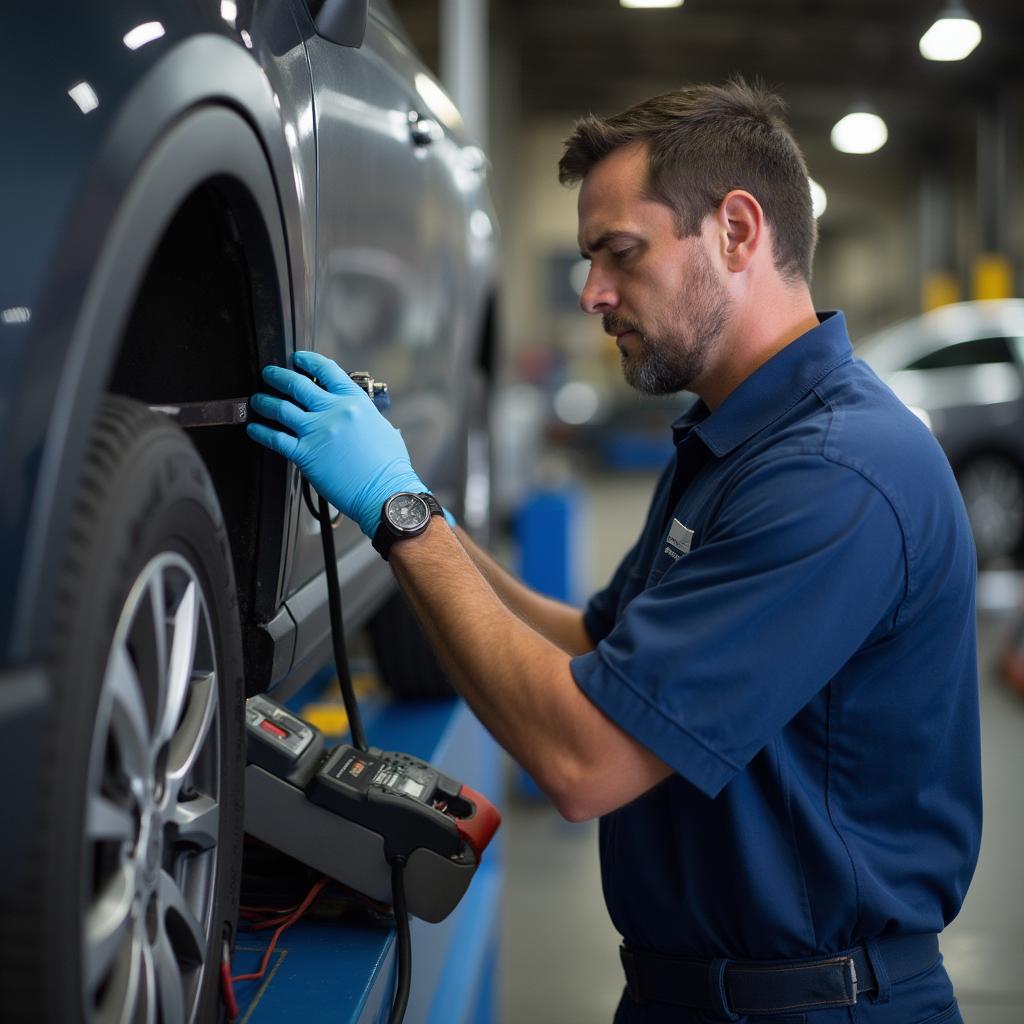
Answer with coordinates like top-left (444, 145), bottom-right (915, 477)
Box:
top-left (3, 29), bottom-right (311, 660)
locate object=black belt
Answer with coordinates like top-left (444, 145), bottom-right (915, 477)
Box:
top-left (620, 933), bottom-right (940, 1018)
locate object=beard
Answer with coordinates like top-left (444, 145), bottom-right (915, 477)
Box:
top-left (603, 246), bottom-right (732, 396)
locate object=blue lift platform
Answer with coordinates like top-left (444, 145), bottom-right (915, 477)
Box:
top-left (232, 694), bottom-right (503, 1024)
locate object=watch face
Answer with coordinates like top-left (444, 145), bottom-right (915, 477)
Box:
top-left (385, 493), bottom-right (430, 533)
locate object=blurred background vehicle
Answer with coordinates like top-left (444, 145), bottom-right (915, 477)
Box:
top-left (858, 300), bottom-right (1024, 564)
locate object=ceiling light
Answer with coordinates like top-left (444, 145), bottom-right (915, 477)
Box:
top-left (67, 82), bottom-right (99, 115)
top-left (830, 110), bottom-right (888, 155)
top-left (123, 21), bottom-right (165, 50)
top-left (919, 4), bottom-right (981, 61)
top-left (809, 178), bottom-right (827, 219)
top-left (620, 0), bottom-right (684, 8)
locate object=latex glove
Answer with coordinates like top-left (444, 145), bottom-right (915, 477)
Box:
top-left (247, 351), bottom-right (427, 538)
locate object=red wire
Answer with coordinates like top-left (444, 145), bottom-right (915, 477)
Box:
top-left (220, 960), bottom-right (240, 1020)
top-left (240, 902), bottom-right (300, 916)
top-left (231, 877), bottom-right (330, 984)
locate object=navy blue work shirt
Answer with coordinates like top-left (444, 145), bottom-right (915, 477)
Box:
top-left (570, 312), bottom-right (982, 967)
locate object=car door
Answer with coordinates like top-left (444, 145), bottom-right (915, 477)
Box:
top-left (285, 0), bottom-right (468, 597)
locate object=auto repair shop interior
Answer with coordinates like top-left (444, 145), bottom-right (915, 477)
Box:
top-left (2, 1), bottom-right (1024, 1023)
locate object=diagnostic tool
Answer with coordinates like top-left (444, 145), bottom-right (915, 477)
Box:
top-left (244, 694), bottom-right (500, 923)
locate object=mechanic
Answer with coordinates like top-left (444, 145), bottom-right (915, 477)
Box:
top-left (247, 79), bottom-right (982, 1024)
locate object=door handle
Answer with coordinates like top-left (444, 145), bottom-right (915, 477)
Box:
top-left (408, 110), bottom-right (441, 146)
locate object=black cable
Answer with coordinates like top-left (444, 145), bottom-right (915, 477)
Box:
top-left (387, 857), bottom-right (412, 1024)
top-left (306, 479), bottom-right (369, 752)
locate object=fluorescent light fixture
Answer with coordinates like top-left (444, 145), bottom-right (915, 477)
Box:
top-left (830, 111), bottom-right (888, 155)
top-left (621, 0), bottom-right (684, 7)
top-left (67, 81), bottom-right (99, 115)
top-left (220, 0), bottom-right (238, 26)
top-left (1, 307), bottom-right (31, 325)
top-left (123, 21), bottom-right (165, 50)
top-left (809, 178), bottom-right (827, 219)
top-left (919, 6), bottom-right (981, 61)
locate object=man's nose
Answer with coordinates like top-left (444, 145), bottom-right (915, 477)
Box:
top-left (579, 266), bottom-right (618, 315)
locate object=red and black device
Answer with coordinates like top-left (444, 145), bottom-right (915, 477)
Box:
top-left (244, 693), bottom-right (501, 923)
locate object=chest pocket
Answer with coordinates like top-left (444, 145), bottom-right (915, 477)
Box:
top-left (646, 517), bottom-right (695, 587)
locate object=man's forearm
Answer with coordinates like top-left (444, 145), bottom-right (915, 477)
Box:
top-left (389, 519), bottom-right (672, 821)
top-left (454, 527), bottom-right (594, 655)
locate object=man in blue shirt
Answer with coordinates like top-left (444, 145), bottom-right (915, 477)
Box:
top-left (248, 79), bottom-right (981, 1023)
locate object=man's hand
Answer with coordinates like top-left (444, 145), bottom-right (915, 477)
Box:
top-left (247, 350), bottom-right (426, 537)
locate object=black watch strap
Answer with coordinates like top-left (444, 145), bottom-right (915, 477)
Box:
top-left (371, 492), bottom-right (444, 561)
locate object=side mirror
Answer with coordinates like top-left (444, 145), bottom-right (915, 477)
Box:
top-left (310, 0), bottom-right (368, 48)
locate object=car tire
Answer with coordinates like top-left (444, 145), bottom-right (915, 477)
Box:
top-left (368, 369), bottom-right (494, 700)
top-left (956, 452), bottom-right (1024, 563)
top-left (8, 396), bottom-right (244, 1024)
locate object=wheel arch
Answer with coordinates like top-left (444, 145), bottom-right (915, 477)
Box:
top-left (13, 98), bottom-right (297, 664)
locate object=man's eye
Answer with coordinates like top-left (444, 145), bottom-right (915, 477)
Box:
top-left (611, 248), bottom-right (634, 260)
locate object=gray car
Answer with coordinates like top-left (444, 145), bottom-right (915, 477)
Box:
top-left (857, 300), bottom-right (1024, 563)
top-left (0, 2), bottom-right (497, 1021)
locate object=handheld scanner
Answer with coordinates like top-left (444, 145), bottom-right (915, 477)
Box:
top-left (244, 695), bottom-right (501, 922)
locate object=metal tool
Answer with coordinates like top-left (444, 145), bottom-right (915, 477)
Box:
top-left (149, 367), bottom-right (390, 427)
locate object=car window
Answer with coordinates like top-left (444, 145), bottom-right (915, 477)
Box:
top-left (905, 336), bottom-right (1016, 370)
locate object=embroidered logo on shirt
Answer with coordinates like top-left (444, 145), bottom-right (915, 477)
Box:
top-left (663, 518), bottom-right (694, 561)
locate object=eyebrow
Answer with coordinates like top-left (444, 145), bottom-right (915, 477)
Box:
top-left (578, 229), bottom-right (641, 260)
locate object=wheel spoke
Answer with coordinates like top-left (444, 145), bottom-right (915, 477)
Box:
top-left (157, 580), bottom-right (199, 748)
top-left (166, 672), bottom-right (217, 791)
top-left (95, 937), bottom-right (145, 1024)
top-left (105, 644), bottom-right (155, 780)
top-left (86, 792), bottom-right (135, 843)
top-left (140, 941), bottom-right (158, 1024)
top-left (158, 869), bottom-right (207, 968)
top-left (154, 925), bottom-right (187, 1024)
top-left (84, 864), bottom-right (135, 993)
top-left (171, 793), bottom-right (220, 852)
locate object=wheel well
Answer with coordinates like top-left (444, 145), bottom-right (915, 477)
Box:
top-left (108, 177), bottom-right (288, 687)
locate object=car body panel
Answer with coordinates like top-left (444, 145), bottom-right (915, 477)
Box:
top-left (281, 3), bottom-right (495, 597)
top-left (0, 1), bottom-right (313, 662)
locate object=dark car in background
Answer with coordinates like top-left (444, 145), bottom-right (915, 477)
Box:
top-left (858, 300), bottom-right (1024, 563)
top-left (0, 2), bottom-right (497, 1021)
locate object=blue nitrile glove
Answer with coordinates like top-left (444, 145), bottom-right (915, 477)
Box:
top-left (247, 350), bottom-right (427, 538)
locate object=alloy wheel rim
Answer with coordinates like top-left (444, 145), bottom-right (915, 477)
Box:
top-left (82, 552), bottom-right (222, 1024)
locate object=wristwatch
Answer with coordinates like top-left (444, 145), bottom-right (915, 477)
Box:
top-left (371, 491), bottom-right (444, 560)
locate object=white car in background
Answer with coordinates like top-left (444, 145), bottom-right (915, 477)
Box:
top-left (858, 300), bottom-right (1024, 563)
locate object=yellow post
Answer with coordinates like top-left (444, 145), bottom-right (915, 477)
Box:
top-left (921, 271), bottom-right (961, 312)
top-left (972, 252), bottom-right (1014, 300)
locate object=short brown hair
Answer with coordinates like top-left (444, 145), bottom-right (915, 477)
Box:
top-left (559, 78), bottom-right (816, 282)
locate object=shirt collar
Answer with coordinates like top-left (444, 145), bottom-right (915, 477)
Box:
top-left (672, 311), bottom-right (853, 456)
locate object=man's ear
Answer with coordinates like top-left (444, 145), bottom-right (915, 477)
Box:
top-left (715, 190), bottom-right (764, 273)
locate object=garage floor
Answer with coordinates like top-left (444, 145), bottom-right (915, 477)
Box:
top-left (499, 470), bottom-right (1024, 1024)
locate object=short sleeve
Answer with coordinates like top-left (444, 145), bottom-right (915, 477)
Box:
top-left (570, 454), bottom-right (906, 798)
